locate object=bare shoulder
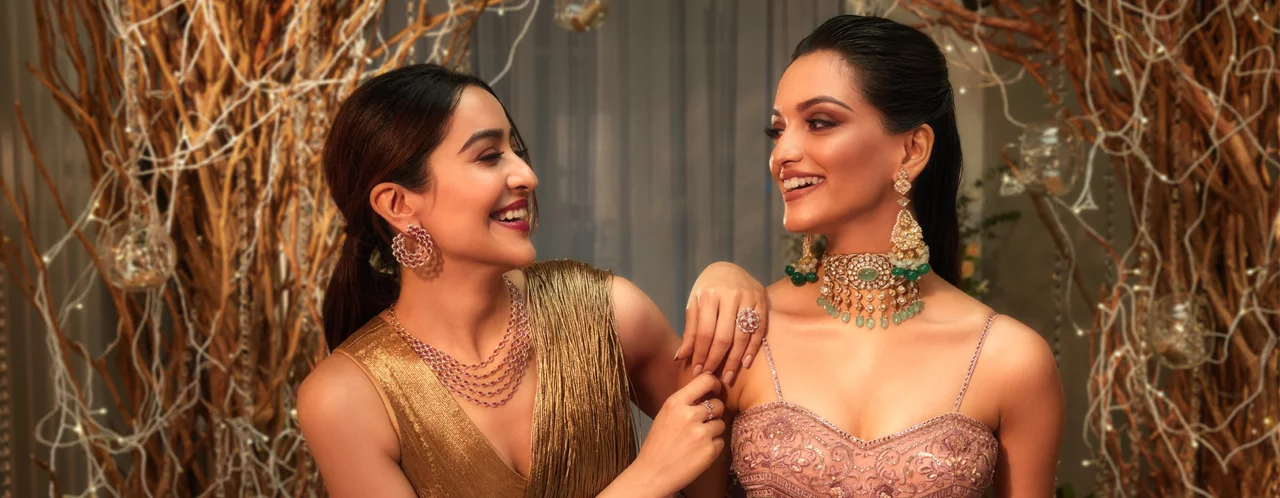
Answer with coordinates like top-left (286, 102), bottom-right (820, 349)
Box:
top-left (297, 352), bottom-right (399, 459)
top-left (982, 315), bottom-right (1057, 376)
top-left (609, 275), bottom-right (673, 350)
top-left (979, 314), bottom-right (1063, 417)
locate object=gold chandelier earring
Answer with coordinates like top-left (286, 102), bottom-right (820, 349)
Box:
top-left (785, 234), bottom-right (819, 286)
top-left (815, 165), bottom-right (929, 329)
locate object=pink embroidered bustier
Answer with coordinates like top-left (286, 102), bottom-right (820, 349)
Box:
top-left (731, 313), bottom-right (1000, 498)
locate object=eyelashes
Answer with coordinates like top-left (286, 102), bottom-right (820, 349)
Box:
top-left (765, 119), bottom-right (837, 140)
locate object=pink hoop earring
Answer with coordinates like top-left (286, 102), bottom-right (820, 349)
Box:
top-left (391, 224), bottom-right (434, 268)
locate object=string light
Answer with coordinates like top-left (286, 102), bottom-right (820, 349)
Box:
top-left (14, 2), bottom-right (531, 496)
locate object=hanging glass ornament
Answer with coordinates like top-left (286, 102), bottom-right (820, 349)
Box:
top-left (554, 0), bottom-right (609, 32)
top-left (1015, 119), bottom-right (1086, 197)
top-left (844, 0), bottom-right (892, 16)
top-left (997, 142), bottom-right (1026, 197)
top-left (1144, 293), bottom-right (1212, 370)
top-left (98, 191), bottom-right (177, 292)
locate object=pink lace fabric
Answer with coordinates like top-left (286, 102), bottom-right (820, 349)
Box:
top-left (731, 313), bottom-right (1000, 498)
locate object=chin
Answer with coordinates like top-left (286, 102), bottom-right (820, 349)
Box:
top-left (509, 244), bottom-right (537, 268)
top-left (782, 207), bottom-right (824, 234)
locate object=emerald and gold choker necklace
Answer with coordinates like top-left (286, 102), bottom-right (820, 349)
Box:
top-left (816, 252), bottom-right (929, 329)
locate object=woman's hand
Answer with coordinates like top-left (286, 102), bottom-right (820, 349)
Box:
top-left (676, 262), bottom-right (768, 385)
top-left (604, 373), bottom-right (726, 498)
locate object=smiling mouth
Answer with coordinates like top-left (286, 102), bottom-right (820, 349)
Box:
top-left (781, 176), bottom-right (825, 193)
top-left (490, 206), bottom-right (529, 223)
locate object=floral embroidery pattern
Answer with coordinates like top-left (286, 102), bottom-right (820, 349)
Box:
top-left (733, 403), bottom-right (998, 498)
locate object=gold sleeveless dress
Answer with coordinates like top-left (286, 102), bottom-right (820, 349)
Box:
top-left (333, 261), bottom-right (637, 497)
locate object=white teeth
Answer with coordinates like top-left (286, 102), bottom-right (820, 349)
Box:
top-left (782, 176), bottom-right (825, 191)
top-left (496, 207), bottom-right (528, 222)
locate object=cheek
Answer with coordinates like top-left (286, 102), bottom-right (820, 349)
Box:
top-left (429, 170), bottom-right (501, 225)
top-left (809, 127), bottom-right (897, 191)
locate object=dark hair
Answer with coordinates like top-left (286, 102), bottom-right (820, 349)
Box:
top-left (321, 64), bottom-right (534, 349)
top-left (793, 15), bottom-right (963, 285)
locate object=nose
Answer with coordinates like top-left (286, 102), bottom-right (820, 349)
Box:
top-left (770, 133), bottom-right (803, 175)
top-left (508, 155), bottom-right (538, 194)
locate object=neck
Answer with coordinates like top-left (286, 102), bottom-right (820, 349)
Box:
top-left (392, 258), bottom-right (513, 357)
top-left (821, 201), bottom-right (903, 255)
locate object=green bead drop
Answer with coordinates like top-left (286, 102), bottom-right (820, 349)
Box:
top-left (806, 272), bottom-right (818, 283)
top-left (881, 317), bottom-right (889, 329)
top-left (917, 263), bottom-right (931, 275)
top-left (840, 312), bottom-right (851, 323)
top-left (891, 267), bottom-right (906, 277)
top-left (868, 319), bottom-right (876, 330)
top-left (893, 314), bottom-right (902, 325)
top-left (791, 273), bottom-right (805, 286)
top-left (855, 315), bottom-right (865, 327)
top-left (906, 271), bottom-right (919, 282)
top-left (785, 265), bottom-right (796, 276)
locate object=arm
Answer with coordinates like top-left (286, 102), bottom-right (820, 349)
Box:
top-left (611, 276), bottom-right (729, 497)
top-left (297, 354), bottom-right (416, 498)
top-left (991, 319), bottom-right (1066, 497)
top-left (612, 275), bottom-right (685, 415)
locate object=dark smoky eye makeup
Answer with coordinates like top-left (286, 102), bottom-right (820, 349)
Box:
top-left (765, 119), bottom-right (785, 139)
top-left (806, 114), bottom-right (839, 130)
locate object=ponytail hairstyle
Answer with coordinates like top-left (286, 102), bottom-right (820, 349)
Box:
top-left (321, 64), bottom-right (535, 349)
top-left (792, 15), bottom-right (963, 285)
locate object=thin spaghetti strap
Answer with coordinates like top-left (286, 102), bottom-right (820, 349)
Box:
top-left (762, 339), bottom-right (785, 400)
top-left (954, 312), bottom-right (999, 411)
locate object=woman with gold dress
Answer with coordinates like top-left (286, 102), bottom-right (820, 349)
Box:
top-left (297, 64), bottom-right (767, 497)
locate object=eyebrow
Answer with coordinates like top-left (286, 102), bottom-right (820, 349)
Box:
top-left (458, 128), bottom-right (505, 153)
top-left (771, 95), bottom-right (854, 116)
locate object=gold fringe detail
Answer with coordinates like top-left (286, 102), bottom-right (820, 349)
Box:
top-left (523, 260), bottom-right (636, 498)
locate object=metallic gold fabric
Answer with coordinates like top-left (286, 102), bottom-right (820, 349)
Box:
top-left (523, 260), bottom-right (636, 498)
top-left (333, 260), bottom-right (635, 498)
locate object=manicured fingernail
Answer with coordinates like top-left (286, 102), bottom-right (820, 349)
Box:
top-left (673, 350), bottom-right (681, 361)
top-left (744, 355), bottom-right (754, 368)
top-left (723, 371), bottom-right (736, 385)
top-left (693, 364), bottom-right (704, 376)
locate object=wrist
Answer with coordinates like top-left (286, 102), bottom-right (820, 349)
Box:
top-left (602, 461), bottom-right (672, 498)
